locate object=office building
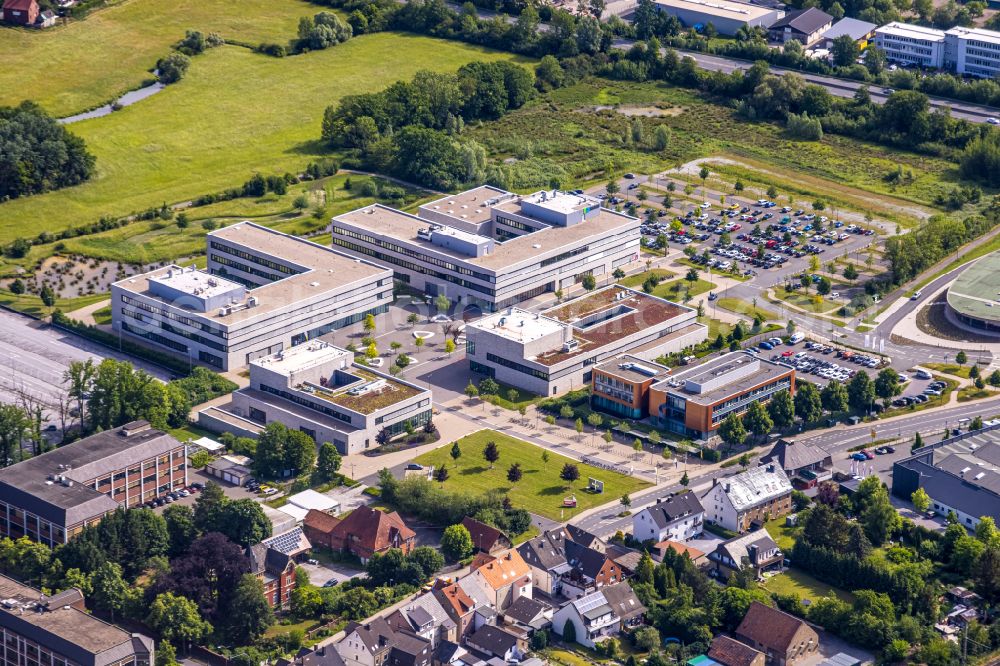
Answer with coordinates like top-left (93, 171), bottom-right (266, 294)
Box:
top-left (874, 22), bottom-right (946, 68)
top-left (465, 286), bottom-right (706, 397)
top-left (0, 420), bottom-right (186, 546)
top-left (946, 27), bottom-right (1000, 78)
top-left (0, 575), bottom-right (154, 666)
top-left (648, 351), bottom-right (794, 440)
top-left (330, 187), bottom-right (641, 313)
top-left (590, 356), bottom-right (670, 420)
top-left (891, 426), bottom-right (1000, 529)
top-left (112, 222), bottom-right (393, 371)
top-left (198, 340), bottom-right (432, 455)
top-left (652, 0), bottom-right (783, 35)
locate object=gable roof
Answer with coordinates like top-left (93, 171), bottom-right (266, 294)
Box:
top-left (434, 580), bottom-right (477, 617)
top-left (472, 550), bottom-right (531, 590)
top-left (760, 439), bottom-right (829, 472)
top-left (344, 617), bottom-right (397, 655)
top-left (736, 602), bottom-right (816, 654)
top-left (639, 492), bottom-right (705, 528)
top-left (331, 506), bottom-right (415, 552)
top-left (656, 540), bottom-right (705, 561)
top-left (566, 524), bottom-right (607, 552)
top-left (2, 0), bottom-right (36, 11)
top-left (714, 529), bottom-right (780, 567)
top-left (467, 625), bottom-right (520, 657)
top-left (518, 529), bottom-right (568, 571)
top-left (769, 7), bottom-right (832, 34)
top-left (462, 517), bottom-right (510, 552)
top-left (304, 508), bottom-right (342, 534)
top-left (261, 527), bottom-right (311, 557)
top-left (566, 589), bottom-right (614, 622)
top-left (708, 636), bottom-right (764, 666)
top-left (706, 466), bottom-right (792, 512)
top-left (600, 582), bottom-right (646, 621)
top-left (504, 595), bottom-right (549, 625)
top-left (565, 540), bottom-right (612, 579)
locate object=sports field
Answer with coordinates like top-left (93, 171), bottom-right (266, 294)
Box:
top-left (0, 0), bottom-right (317, 115)
top-left (0, 35), bottom-right (529, 246)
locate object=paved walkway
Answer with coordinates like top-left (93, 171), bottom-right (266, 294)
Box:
top-left (63, 297), bottom-right (111, 326)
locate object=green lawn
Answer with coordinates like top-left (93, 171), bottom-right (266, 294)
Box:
top-left (0, 290), bottom-right (109, 319)
top-left (772, 287), bottom-right (840, 314)
top-left (717, 297), bottom-right (779, 321)
top-left (0, 0), bottom-right (318, 116)
top-left (924, 362), bottom-right (972, 379)
top-left (654, 277), bottom-right (715, 300)
top-left (92, 305), bottom-right (112, 325)
top-left (619, 268), bottom-right (675, 288)
top-left (763, 568), bottom-right (855, 604)
top-left (0, 35), bottom-right (529, 247)
top-left (764, 515), bottom-right (798, 552)
top-left (958, 386), bottom-right (997, 402)
top-left (414, 430), bottom-right (649, 520)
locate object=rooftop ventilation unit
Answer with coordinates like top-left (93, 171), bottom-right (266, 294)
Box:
top-left (562, 339), bottom-right (579, 353)
top-left (346, 379), bottom-right (388, 397)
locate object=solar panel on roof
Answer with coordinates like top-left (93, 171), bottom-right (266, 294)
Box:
top-left (574, 592), bottom-right (607, 614)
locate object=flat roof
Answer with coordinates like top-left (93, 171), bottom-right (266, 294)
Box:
top-left (947, 251), bottom-right (1000, 323)
top-left (520, 190), bottom-right (602, 215)
top-left (251, 340), bottom-right (351, 376)
top-left (595, 356), bottom-right (670, 383)
top-left (469, 309), bottom-right (565, 344)
top-left (116, 222), bottom-right (389, 325)
top-left (334, 204), bottom-right (637, 272)
top-left (876, 21), bottom-right (945, 41)
top-left (300, 367), bottom-right (426, 415)
top-left (657, 352), bottom-right (792, 405)
top-left (652, 0), bottom-right (776, 20)
top-left (148, 268), bottom-right (243, 300)
top-left (420, 185), bottom-right (515, 224)
top-left (822, 17), bottom-right (876, 40)
top-left (0, 575), bottom-right (146, 662)
top-left (946, 26), bottom-right (1000, 44)
top-left (535, 287), bottom-right (693, 366)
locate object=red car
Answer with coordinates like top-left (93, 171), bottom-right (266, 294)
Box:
top-left (863, 450), bottom-right (875, 460)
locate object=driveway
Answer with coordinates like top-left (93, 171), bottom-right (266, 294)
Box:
top-left (299, 559), bottom-right (364, 587)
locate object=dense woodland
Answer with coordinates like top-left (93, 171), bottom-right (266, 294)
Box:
top-left (0, 103), bottom-right (94, 200)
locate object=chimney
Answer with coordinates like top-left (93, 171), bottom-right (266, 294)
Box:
top-left (712, 478), bottom-right (718, 488)
top-left (724, 483), bottom-right (731, 493)
top-left (766, 464), bottom-right (775, 473)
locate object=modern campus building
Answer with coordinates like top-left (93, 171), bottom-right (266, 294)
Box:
top-left (892, 426), bottom-right (1000, 529)
top-left (945, 251), bottom-right (1000, 335)
top-left (648, 351), bottom-right (795, 440)
top-left (651, 0), bottom-right (783, 35)
top-left (329, 187), bottom-right (641, 313)
top-left (874, 22), bottom-right (946, 68)
top-left (945, 27), bottom-right (1000, 78)
top-left (0, 576), bottom-right (154, 666)
top-left (590, 356), bottom-right (670, 420)
top-left (198, 340), bottom-right (433, 455)
top-left (464, 286), bottom-right (706, 397)
top-left (111, 222), bottom-right (393, 371)
top-left (0, 421), bottom-right (186, 546)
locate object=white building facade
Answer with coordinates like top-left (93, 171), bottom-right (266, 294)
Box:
top-left (874, 22), bottom-right (946, 68)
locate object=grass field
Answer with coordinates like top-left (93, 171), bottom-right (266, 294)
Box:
top-left (413, 431), bottom-right (649, 520)
top-left (763, 568), bottom-right (855, 604)
top-left (772, 287), bottom-right (840, 314)
top-left (924, 362), bottom-right (972, 379)
top-left (0, 0), bottom-right (318, 116)
top-left (717, 297), bottom-right (779, 321)
top-left (0, 290), bottom-right (108, 319)
top-left (958, 386), bottom-right (997, 402)
top-left (0, 35), bottom-right (528, 248)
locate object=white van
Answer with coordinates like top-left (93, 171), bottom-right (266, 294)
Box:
top-left (788, 332), bottom-right (805, 344)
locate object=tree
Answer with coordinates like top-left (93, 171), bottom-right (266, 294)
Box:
top-left (821, 380), bottom-right (849, 413)
top-left (91, 561), bottom-right (128, 621)
top-left (193, 482), bottom-right (226, 533)
top-left (581, 272), bottom-right (597, 291)
top-left (156, 642), bottom-right (178, 666)
top-left (911, 487), bottom-right (930, 513)
top-left (680, 471), bottom-right (689, 486)
top-left (847, 371), bottom-right (876, 412)
top-left (843, 263), bottom-right (859, 281)
top-left (218, 499), bottom-right (272, 549)
top-left (464, 382), bottom-right (479, 400)
top-left (874, 368), bottom-right (902, 407)
top-left (479, 377), bottom-right (500, 396)
top-left (507, 463), bottom-right (523, 483)
top-left (911, 431), bottom-right (924, 453)
top-left (316, 442), bottom-right (342, 482)
top-left (574, 418), bottom-right (584, 437)
top-left (831, 34), bottom-right (861, 67)
top-left (434, 464), bottom-right (449, 483)
top-left (163, 505), bottom-right (197, 557)
top-left (767, 389), bottom-right (794, 429)
top-left (483, 440), bottom-right (500, 469)
top-left (956, 350), bottom-right (968, 366)
top-left (990, 370), bottom-right (1000, 387)
top-left (435, 294), bottom-right (450, 314)
top-left (972, 415), bottom-right (984, 431)
top-left (157, 53), bottom-right (191, 84)
top-left (441, 524), bottom-right (473, 563)
top-left (620, 494), bottom-right (631, 510)
top-left (363, 313), bottom-right (376, 334)
top-left (742, 400), bottom-right (772, 442)
top-left (220, 574), bottom-right (274, 644)
top-left (794, 382), bottom-right (823, 423)
top-left (719, 412), bottom-right (747, 451)
top-left (147, 593), bottom-right (212, 652)
top-left (444, 339), bottom-right (456, 356)
top-left (254, 422), bottom-right (316, 479)
top-left (450, 441), bottom-right (462, 460)
top-left (561, 463), bottom-right (580, 482)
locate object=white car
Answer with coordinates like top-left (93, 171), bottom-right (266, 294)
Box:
top-left (910, 291), bottom-right (922, 300)
top-left (915, 369), bottom-right (932, 380)
top-left (989, 117), bottom-right (1000, 125)
top-left (700, 202), bottom-right (711, 209)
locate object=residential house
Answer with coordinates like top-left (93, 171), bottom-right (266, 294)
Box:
top-left (1, 0), bottom-right (38, 25)
top-left (759, 439), bottom-right (832, 488)
top-left (337, 617), bottom-right (432, 666)
top-left (503, 596), bottom-right (552, 632)
top-left (562, 540), bottom-right (622, 598)
top-left (433, 581), bottom-right (479, 638)
top-left (465, 626), bottom-right (527, 662)
top-left (469, 550), bottom-right (532, 611)
top-left (605, 545), bottom-right (643, 578)
top-left (735, 602), bottom-right (819, 666)
top-left (552, 583), bottom-right (645, 648)
top-left (632, 491), bottom-right (705, 543)
top-left (247, 527), bottom-right (311, 608)
top-left (462, 517), bottom-right (512, 554)
top-left (304, 506), bottom-right (415, 563)
top-left (767, 7), bottom-right (833, 45)
top-left (386, 592), bottom-right (458, 647)
top-left (566, 524), bottom-right (607, 553)
top-left (707, 530), bottom-right (783, 582)
top-left (653, 540), bottom-right (706, 564)
top-left (518, 529), bottom-right (572, 596)
top-left (700, 465), bottom-right (792, 533)
top-left (707, 636), bottom-right (765, 666)
top-left (277, 645), bottom-right (347, 666)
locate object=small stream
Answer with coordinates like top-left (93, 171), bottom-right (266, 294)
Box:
top-left (58, 81), bottom-right (165, 124)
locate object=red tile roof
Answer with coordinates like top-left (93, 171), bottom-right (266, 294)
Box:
top-left (461, 517), bottom-right (510, 552)
top-left (303, 509), bottom-right (342, 534)
top-left (708, 636), bottom-right (764, 666)
top-left (736, 602), bottom-right (817, 655)
top-left (2, 0), bottom-right (36, 10)
top-left (331, 506), bottom-right (415, 553)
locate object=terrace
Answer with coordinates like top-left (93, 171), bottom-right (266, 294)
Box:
top-left (296, 367), bottom-right (423, 414)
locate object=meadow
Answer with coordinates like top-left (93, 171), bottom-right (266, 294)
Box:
top-left (413, 430), bottom-right (649, 520)
top-left (0, 0), bottom-right (317, 115)
top-left (0, 35), bottom-right (528, 248)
